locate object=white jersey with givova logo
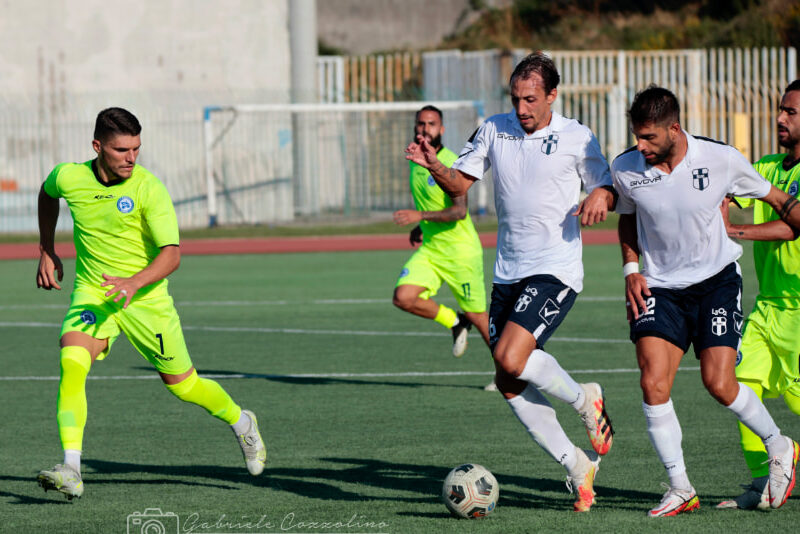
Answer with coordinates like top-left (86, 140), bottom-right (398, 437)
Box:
top-left (452, 110), bottom-right (612, 292)
top-left (612, 132), bottom-right (771, 289)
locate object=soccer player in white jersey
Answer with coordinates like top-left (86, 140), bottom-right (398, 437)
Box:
top-left (612, 85), bottom-right (800, 517)
top-left (406, 52), bottom-right (616, 512)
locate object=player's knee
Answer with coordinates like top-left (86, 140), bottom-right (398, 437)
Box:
top-left (702, 374), bottom-right (736, 404)
top-left (492, 345), bottom-right (525, 377)
top-left (164, 369), bottom-right (199, 402)
top-left (639, 374), bottom-right (670, 402)
top-left (392, 287), bottom-right (417, 311)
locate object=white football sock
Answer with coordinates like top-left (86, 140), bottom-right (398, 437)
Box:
top-left (507, 384), bottom-right (578, 471)
top-left (63, 449), bottom-right (81, 474)
top-left (643, 400), bottom-right (691, 490)
top-left (231, 411), bottom-right (251, 435)
top-left (727, 383), bottom-right (786, 455)
top-left (517, 349), bottom-right (584, 407)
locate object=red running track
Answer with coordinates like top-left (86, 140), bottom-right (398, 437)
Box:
top-left (0, 230), bottom-right (618, 260)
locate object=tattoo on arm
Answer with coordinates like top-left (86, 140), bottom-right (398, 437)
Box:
top-left (779, 197), bottom-right (799, 221)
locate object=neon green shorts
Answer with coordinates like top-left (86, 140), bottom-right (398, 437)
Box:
top-left (60, 285), bottom-right (193, 375)
top-left (736, 298), bottom-right (800, 398)
top-left (395, 245), bottom-right (487, 313)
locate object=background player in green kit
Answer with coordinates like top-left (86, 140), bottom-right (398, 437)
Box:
top-left (35, 108), bottom-right (266, 500)
top-left (392, 105), bottom-right (490, 359)
top-left (718, 80), bottom-right (800, 510)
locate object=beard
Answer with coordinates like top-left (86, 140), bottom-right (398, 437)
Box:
top-left (643, 140), bottom-right (675, 166)
top-left (415, 131), bottom-right (442, 150)
top-left (778, 128), bottom-right (798, 149)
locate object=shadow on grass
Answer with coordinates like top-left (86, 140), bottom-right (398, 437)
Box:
top-left (0, 471), bottom-right (239, 506)
top-left (131, 366), bottom-right (493, 390)
top-left (0, 487), bottom-right (74, 505)
top-left (0, 457), bottom-right (671, 513)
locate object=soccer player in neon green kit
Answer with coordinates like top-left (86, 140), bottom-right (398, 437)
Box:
top-left (392, 105), bottom-right (491, 359)
top-left (718, 80), bottom-right (800, 510)
top-left (35, 108), bottom-right (266, 500)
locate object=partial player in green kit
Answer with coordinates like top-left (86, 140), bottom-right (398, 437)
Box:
top-left (718, 80), bottom-right (800, 510)
top-left (36, 108), bottom-right (266, 500)
top-left (392, 105), bottom-right (490, 359)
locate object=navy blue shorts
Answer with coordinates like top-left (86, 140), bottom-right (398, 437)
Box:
top-left (630, 263), bottom-right (744, 357)
top-left (488, 274), bottom-right (577, 350)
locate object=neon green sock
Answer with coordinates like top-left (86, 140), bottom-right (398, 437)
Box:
top-left (433, 304), bottom-right (458, 329)
top-left (57, 346), bottom-right (92, 451)
top-left (739, 380), bottom-right (769, 478)
top-left (165, 370), bottom-right (241, 425)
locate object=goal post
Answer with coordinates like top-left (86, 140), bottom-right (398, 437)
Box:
top-left (202, 100), bottom-right (485, 228)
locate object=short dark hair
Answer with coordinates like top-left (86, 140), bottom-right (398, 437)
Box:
top-left (416, 105), bottom-right (443, 122)
top-left (785, 80), bottom-right (800, 94)
top-left (628, 85), bottom-right (681, 128)
top-left (94, 107), bottom-right (141, 141)
top-left (510, 52), bottom-right (560, 94)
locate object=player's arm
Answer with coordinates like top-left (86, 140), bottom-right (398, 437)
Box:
top-left (751, 186), bottom-right (800, 238)
top-left (405, 137), bottom-right (477, 197)
top-left (722, 197), bottom-right (799, 241)
top-left (36, 183), bottom-right (63, 290)
top-left (573, 134), bottom-right (617, 226)
top-left (618, 212), bottom-right (649, 320)
top-left (101, 245), bottom-right (180, 309)
top-left (393, 194), bottom-right (468, 225)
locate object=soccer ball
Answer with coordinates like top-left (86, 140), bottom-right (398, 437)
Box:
top-left (441, 463), bottom-right (499, 519)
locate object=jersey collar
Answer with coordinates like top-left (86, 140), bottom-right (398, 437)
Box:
top-left (507, 110), bottom-right (567, 138)
top-left (91, 159), bottom-right (127, 187)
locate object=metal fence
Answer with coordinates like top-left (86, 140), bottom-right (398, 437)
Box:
top-left (423, 47), bottom-right (797, 162)
top-left (1, 47), bottom-right (797, 232)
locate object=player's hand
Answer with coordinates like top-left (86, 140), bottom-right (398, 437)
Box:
top-left (625, 273), bottom-right (651, 321)
top-left (409, 225), bottom-right (422, 245)
top-left (36, 247), bottom-right (63, 290)
top-left (573, 187), bottom-right (612, 226)
top-left (405, 136), bottom-right (440, 168)
top-left (393, 209), bottom-right (422, 226)
top-left (100, 273), bottom-right (140, 309)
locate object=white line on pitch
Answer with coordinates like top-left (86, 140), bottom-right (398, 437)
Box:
top-left (0, 296), bottom-right (623, 311)
top-left (0, 367), bottom-right (700, 382)
top-left (0, 321), bottom-right (630, 343)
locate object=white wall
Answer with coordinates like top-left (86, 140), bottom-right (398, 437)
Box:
top-left (0, 0), bottom-right (291, 109)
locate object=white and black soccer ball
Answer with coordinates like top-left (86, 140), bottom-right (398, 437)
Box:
top-left (441, 463), bottom-right (499, 519)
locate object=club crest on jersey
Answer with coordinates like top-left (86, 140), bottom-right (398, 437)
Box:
top-left (427, 175), bottom-right (436, 186)
top-left (399, 268), bottom-right (409, 278)
top-left (80, 310), bottom-right (97, 325)
top-left (117, 196), bottom-right (134, 213)
top-left (736, 349), bottom-right (743, 366)
top-left (692, 168), bottom-right (710, 191)
top-left (789, 181), bottom-right (799, 197)
top-left (541, 134), bottom-right (559, 155)
top-left (515, 294), bottom-right (532, 312)
top-left (711, 314), bottom-right (727, 336)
